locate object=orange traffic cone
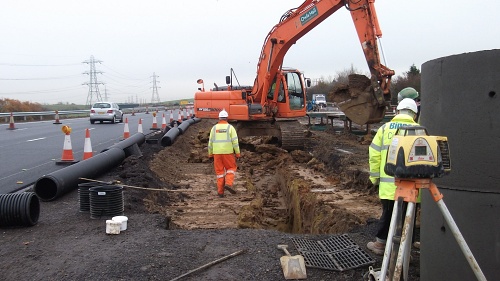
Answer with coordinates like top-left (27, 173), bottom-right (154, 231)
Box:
top-left (169, 110), bottom-right (174, 124)
top-left (56, 126), bottom-right (78, 165)
top-left (138, 118), bottom-right (143, 134)
top-left (53, 110), bottom-right (62, 124)
top-left (145, 106), bottom-right (150, 114)
top-left (177, 109), bottom-right (182, 124)
top-left (7, 112), bottom-right (15, 130)
top-left (151, 112), bottom-right (159, 130)
top-left (123, 118), bottom-right (130, 139)
top-left (183, 108), bottom-right (188, 120)
top-left (161, 113), bottom-right (167, 130)
top-left (131, 109), bottom-right (135, 116)
top-left (83, 128), bottom-right (93, 160)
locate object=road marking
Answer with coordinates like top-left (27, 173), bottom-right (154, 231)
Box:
top-left (27, 137), bottom-right (46, 142)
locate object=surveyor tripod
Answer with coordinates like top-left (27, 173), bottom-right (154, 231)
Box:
top-left (375, 178), bottom-right (487, 281)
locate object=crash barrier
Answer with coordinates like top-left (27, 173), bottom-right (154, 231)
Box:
top-left (34, 148), bottom-right (126, 201)
top-left (0, 192), bottom-right (40, 227)
top-left (89, 185), bottom-right (124, 219)
top-left (160, 117), bottom-right (201, 146)
top-left (78, 182), bottom-right (105, 212)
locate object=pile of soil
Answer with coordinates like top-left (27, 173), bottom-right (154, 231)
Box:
top-left (0, 118), bottom-right (420, 280)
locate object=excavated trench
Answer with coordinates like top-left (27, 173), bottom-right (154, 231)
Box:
top-left (138, 119), bottom-right (380, 235)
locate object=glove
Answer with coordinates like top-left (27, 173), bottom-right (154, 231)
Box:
top-left (235, 154), bottom-right (241, 158)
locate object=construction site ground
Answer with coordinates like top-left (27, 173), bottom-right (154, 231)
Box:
top-left (0, 117), bottom-right (420, 280)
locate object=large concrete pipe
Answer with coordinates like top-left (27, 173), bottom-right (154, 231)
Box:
top-left (34, 148), bottom-right (126, 201)
top-left (419, 49), bottom-right (499, 280)
top-left (160, 127), bottom-right (180, 147)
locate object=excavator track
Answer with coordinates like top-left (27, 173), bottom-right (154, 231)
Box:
top-left (278, 120), bottom-right (307, 151)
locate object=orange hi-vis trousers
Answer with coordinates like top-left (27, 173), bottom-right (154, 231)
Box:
top-left (213, 154), bottom-right (237, 195)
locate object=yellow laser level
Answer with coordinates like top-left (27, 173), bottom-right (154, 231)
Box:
top-left (385, 126), bottom-right (451, 179)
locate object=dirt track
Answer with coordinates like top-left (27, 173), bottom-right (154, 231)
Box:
top-left (0, 117), bottom-right (420, 280)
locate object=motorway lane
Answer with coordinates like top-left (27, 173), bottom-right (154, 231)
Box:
top-left (0, 111), bottom-right (184, 194)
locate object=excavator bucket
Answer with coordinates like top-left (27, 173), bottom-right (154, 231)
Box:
top-left (330, 74), bottom-right (387, 125)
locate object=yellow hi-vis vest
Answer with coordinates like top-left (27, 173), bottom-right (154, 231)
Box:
top-left (208, 121), bottom-right (240, 156)
top-left (369, 114), bottom-right (418, 200)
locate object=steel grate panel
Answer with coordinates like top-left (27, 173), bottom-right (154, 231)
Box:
top-left (291, 237), bottom-right (325, 252)
top-left (291, 234), bottom-right (375, 271)
top-left (318, 234), bottom-right (357, 252)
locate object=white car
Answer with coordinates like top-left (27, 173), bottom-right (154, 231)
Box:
top-left (89, 102), bottom-right (123, 124)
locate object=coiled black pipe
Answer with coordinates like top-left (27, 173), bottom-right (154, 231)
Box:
top-left (0, 192), bottom-right (40, 227)
top-left (160, 127), bottom-right (180, 147)
top-left (89, 185), bottom-right (124, 219)
top-left (34, 148), bottom-right (126, 201)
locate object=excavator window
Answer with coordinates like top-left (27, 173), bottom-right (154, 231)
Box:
top-left (286, 72), bottom-right (305, 109)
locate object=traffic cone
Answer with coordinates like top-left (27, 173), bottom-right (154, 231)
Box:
top-left (7, 112), bottom-right (15, 130)
top-left (123, 118), bottom-right (130, 139)
top-left (161, 113), bottom-right (167, 130)
top-left (169, 110), bottom-right (174, 124)
top-left (177, 109), bottom-right (182, 124)
top-left (83, 128), bottom-right (93, 160)
top-left (145, 106), bottom-right (149, 114)
top-left (56, 126), bottom-right (78, 165)
top-left (53, 110), bottom-right (62, 124)
top-left (138, 118), bottom-right (143, 133)
top-left (151, 113), bottom-right (158, 130)
top-left (183, 107), bottom-right (188, 120)
top-left (131, 109), bottom-right (135, 116)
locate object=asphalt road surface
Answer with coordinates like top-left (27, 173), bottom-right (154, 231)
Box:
top-left (0, 110), bottom-right (184, 194)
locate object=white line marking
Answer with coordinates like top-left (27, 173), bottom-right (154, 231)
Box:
top-left (26, 137), bottom-right (46, 142)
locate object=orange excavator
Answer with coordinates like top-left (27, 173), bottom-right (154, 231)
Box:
top-left (194, 0), bottom-right (394, 150)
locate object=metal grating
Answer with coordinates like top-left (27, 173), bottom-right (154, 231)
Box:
top-left (291, 234), bottom-right (375, 271)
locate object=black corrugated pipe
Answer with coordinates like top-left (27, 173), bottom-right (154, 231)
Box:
top-left (160, 127), bottom-right (180, 147)
top-left (34, 148), bottom-right (126, 201)
top-left (0, 192), bottom-right (40, 227)
top-left (177, 119), bottom-right (195, 135)
top-left (100, 132), bottom-right (145, 157)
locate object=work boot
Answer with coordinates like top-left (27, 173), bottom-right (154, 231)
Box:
top-left (367, 241), bottom-right (385, 255)
top-left (218, 193), bottom-right (224, 198)
top-left (224, 185), bottom-right (236, 194)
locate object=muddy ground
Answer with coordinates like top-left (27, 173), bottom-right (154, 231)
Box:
top-left (0, 117), bottom-right (420, 280)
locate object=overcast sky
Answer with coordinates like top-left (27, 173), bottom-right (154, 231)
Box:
top-left (0, 0), bottom-right (498, 105)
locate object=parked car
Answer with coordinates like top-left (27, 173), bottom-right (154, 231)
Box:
top-left (89, 102), bottom-right (123, 124)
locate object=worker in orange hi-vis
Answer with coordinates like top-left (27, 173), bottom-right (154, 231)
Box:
top-left (208, 109), bottom-right (240, 198)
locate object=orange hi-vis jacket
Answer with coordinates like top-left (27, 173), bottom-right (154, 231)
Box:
top-left (208, 121), bottom-right (240, 156)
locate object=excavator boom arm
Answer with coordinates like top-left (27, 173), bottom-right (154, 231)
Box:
top-left (253, 0), bottom-right (393, 107)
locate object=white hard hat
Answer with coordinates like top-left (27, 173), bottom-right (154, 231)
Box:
top-left (218, 109), bottom-right (228, 118)
top-left (397, 98), bottom-right (418, 114)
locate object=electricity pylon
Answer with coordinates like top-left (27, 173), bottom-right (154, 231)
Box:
top-left (151, 72), bottom-right (161, 104)
top-left (83, 55), bottom-right (104, 106)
